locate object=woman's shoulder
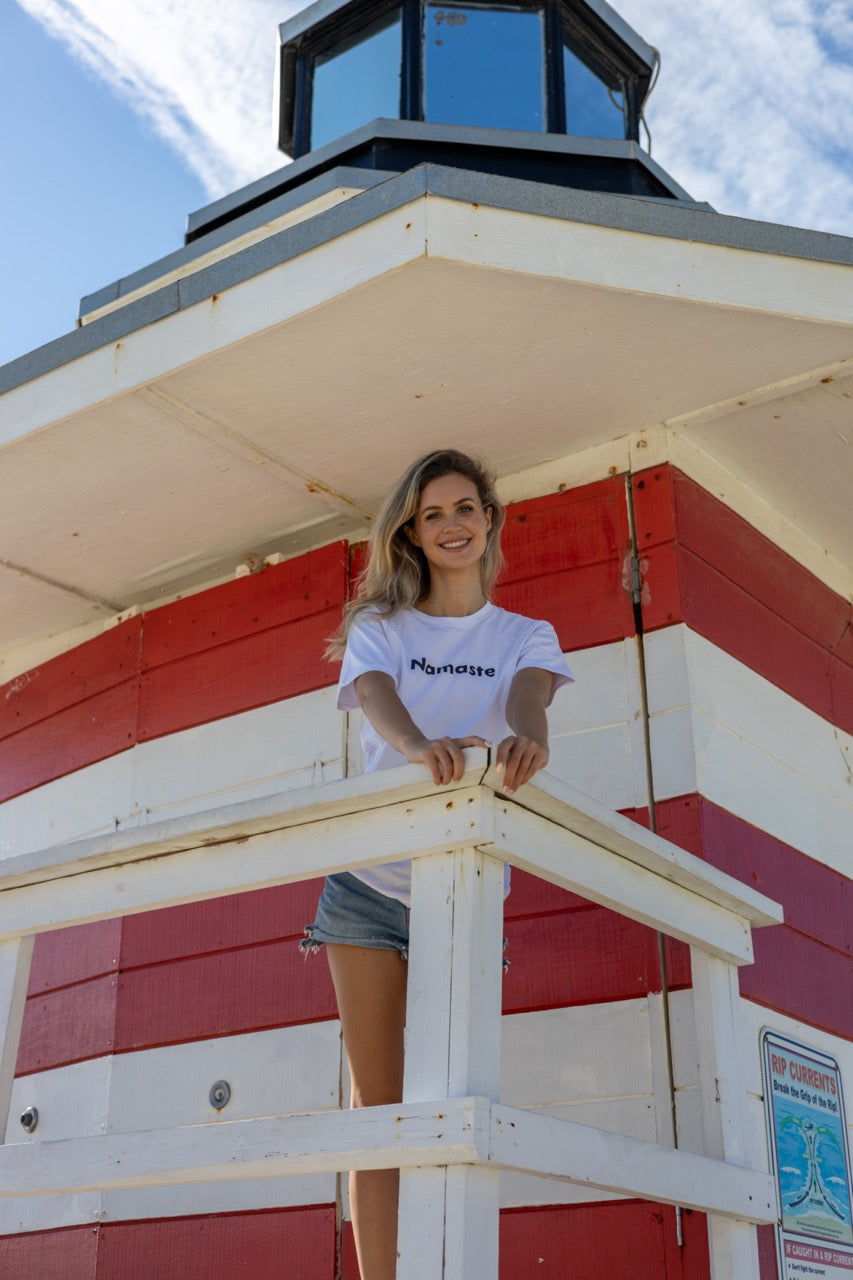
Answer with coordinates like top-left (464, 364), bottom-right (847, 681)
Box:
top-left (487, 603), bottom-right (552, 633)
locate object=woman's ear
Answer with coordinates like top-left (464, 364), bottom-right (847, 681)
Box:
top-left (485, 505), bottom-right (493, 531)
top-left (404, 522), bottom-right (421, 548)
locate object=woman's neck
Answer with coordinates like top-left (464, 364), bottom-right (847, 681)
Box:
top-left (416, 578), bottom-right (487, 618)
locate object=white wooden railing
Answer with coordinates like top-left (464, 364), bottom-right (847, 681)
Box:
top-left (0, 750), bottom-right (781, 1277)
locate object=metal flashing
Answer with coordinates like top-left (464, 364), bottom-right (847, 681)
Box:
top-left (79, 167), bottom-right (393, 323)
top-left (187, 117), bottom-right (694, 242)
top-left (2, 162), bottom-right (852, 398)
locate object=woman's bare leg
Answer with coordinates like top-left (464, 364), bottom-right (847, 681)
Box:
top-left (326, 943), bottom-right (408, 1280)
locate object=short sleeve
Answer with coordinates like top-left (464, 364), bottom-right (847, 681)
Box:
top-left (337, 616), bottom-right (399, 710)
top-left (514, 619), bottom-right (574, 704)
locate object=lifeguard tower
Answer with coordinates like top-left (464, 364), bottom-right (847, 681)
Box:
top-left (0, 1), bottom-right (850, 1276)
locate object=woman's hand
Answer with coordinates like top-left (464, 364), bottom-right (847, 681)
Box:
top-left (498, 667), bottom-right (554, 793)
top-left (355, 672), bottom-right (488, 785)
top-left (495, 734), bottom-right (549, 793)
top-left (404, 734), bottom-right (490, 785)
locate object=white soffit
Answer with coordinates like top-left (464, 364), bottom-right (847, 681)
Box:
top-left (1, 185), bottom-right (851, 660)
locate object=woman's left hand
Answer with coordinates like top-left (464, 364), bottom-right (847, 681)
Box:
top-left (495, 734), bottom-right (549, 794)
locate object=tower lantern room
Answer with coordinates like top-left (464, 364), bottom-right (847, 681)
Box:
top-left (272, 0), bottom-right (684, 204)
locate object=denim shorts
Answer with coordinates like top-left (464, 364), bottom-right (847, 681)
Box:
top-left (300, 872), bottom-right (410, 960)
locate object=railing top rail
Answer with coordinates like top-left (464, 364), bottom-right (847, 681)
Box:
top-left (0, 751), bottom-right (781, 943)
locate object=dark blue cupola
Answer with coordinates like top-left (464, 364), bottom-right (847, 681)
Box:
top-left (271, 0), bottom-right (683, 201)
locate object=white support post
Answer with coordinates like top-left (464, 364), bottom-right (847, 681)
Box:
top-left (397, 848), bottom-right (505, 1279)
top-left (690, 948), bottom-right (763, 1280)
top-left (0, 935), bottom-right (34, 1142)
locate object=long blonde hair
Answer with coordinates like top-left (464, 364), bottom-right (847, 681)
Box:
top-left (328, 450), bottom-right (505, 657)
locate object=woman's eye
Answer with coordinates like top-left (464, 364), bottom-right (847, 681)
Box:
top-left (458, 504), bottom-right (474, 514)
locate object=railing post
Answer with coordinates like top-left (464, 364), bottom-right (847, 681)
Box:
top-left (690, 947), bottom-right (764, 1280)
top-left (0, 935), bottom-right (34, 1143)
top-left (397, 846), bottom-right (505, 1279)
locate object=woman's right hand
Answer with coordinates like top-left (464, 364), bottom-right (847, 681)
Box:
top-left (403, 735), bottom-right (489, 785)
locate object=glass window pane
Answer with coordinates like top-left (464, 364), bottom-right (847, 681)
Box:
top-left (563, 42), bottom-right (625, 139)
top-left (311, 9), bottom-right (402, 150)
top-left (425, 4), bottom-right (545, 133)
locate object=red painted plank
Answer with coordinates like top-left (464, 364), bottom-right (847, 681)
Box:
top-left (655, 796), bottom-right (852, 959)
top-left (503, 907), bottom-right (690, 1015)
top-left (757, 1224), bottom-right (779, 1280)
top-left (140, 543), bottom-right (348, 670)
top-left (0, 680), bottom-right (138, 804)
top-left (28, 919), bottom-right (122, 995)
top-left (742, 926), bottom-right (853, 1040)
top-left (17, 974), bottom-right (118, 1076)
top-left (632, 466), bottom-right (853, 726)
top-left (137, 606), bottom-right (340, 741)
top-left (495, 559), bottom-right (634, 650)
top-left (0, 1225), bottom-right (98, 1279)
top-left (504, 868), bottom-right (591, 917)
top-left (669, 468), bottom-right (851, 657)
top-left (0, 617), bottom-right (141, 741)
top-left (500, 478), bottom-right (631, 581)
top-left (630, 795), bottom-right (852, 1034)
top-left (113, 938), bottom-right (337, 1054)
top-left (680, 1208), bottom-right (712, 1280)
top-left (95, 1206), bottom-right (336, 1280)
top-left (641, 544), bottom-right (848, 731)
top-left (499, 1201), bottom-right (675, 1279)
top-left (631, 468), bottom-right (678, 551)
top-left (120, 881), bottom-right (325, 969)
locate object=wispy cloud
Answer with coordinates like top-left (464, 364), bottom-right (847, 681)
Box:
top-left (617, 0), bottom-right (853, 235)
top-left (17, 0), bottom-right (853, 235)
top-left (16, 0), bottom-right (297, 196)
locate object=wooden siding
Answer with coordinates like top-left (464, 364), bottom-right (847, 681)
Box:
top-left (632, 466), bottom-right (853, 734)
top-left (2, 466), bottom-right (851, 1277)
top-left (651, 795), bottom-right (853, 1040)
top-left (0, 1207), bottom-right (337, 1280)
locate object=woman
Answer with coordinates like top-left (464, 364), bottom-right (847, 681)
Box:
top-left (303, 449), bottom-right (572, 1280)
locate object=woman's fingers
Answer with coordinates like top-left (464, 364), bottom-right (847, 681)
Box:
top-left (407, 736), bottom-right (488, 784)
top-left (496, 735), bottom-right (549, 793)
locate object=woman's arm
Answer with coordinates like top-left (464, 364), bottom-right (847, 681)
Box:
top-left (496, 667), bottom-right (553, 793)
top-left (354, 670), bottom-right (488, 785)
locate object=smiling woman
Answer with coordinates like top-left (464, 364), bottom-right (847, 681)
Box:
top-left (308, 448), bottom-right (573, 1280)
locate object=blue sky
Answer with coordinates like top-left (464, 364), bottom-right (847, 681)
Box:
top-left (2, 0), bottom-right (852, 371)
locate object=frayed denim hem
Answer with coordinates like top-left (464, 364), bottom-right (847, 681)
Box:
top-left (299, 924), bottom-right (408, 961)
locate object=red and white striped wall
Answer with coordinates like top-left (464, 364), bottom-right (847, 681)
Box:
top-left (0, 465), bottom-right (850, 1279)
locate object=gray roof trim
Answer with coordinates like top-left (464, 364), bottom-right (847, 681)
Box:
top-left (80, 167), bottom-right (393, 318)
top-left (187, 117), bottom-right (694, 238)
top-left (3, 163), bottom-right (851, 397)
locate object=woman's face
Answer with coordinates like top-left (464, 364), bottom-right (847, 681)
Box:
top-left (406, 471), bottom-right (492, 577)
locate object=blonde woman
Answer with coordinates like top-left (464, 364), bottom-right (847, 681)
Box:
top-left (303, 449), bottom-right (572, 1280)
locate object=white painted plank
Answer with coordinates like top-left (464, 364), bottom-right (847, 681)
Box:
top-left (0, 1098), bottom-right (486, 1196)
top-left (6, 1057), bottom-right (113, 1146)
top-left (442, 1165), bottom-right (500, 1279)
top-left (131, 686), bottom-right (344, 825)
top-left (0, 758), bottom-right (491, 887)
top-left (501, 1002), bottom-right (654, 1108)
top-left (0, 687), bottom-right (343, 861)
top-left (0, 786), bottom-right (492, 939)
top-left (490, 802), bottom-right (757, 964)
top-left (397, 1168), bottom-right (448, 1280)
top-left (646, 626), bottom-right (853, 876)
top-left (400, 849), bottom-right (504, 1278)
top-left (689, 950), bottom-right (765, 1280)
top-left (489, 1103), bottom-right (776, 1223)
top-left (487, 773), bottom-right (781, 928)
top-left (405, 849), bottom-right (504, 1101)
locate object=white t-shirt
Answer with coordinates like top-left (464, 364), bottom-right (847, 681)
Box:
top-left (337, 601), bottom-right (573, 903)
